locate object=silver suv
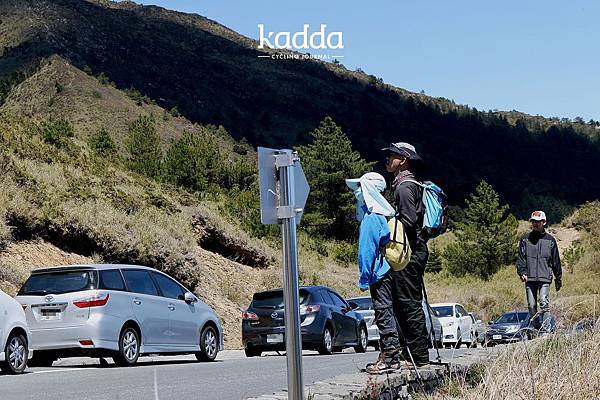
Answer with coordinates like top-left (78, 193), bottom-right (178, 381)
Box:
top-left (16, 264), bottom-right (223, 367)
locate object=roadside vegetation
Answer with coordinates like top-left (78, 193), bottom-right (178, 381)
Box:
top-left (419, 327), bottom-right (600, 400)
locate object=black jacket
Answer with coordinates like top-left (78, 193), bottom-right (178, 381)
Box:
top-left (516, 231), bottom-right (562, 283)
top-left (393, 173), bottom-right (428, 271)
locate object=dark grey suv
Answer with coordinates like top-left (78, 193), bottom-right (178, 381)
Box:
top-left (242, 286), bottom-right (368, 357)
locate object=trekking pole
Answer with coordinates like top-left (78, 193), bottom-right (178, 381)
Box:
top-left (422, 277), bottom-right (442, 363)
top-left (392, 313), bottom-right (424, 386)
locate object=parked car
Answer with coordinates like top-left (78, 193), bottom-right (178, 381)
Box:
top-left (469, 312), bottom-right (486, 346)
top-left (0, 289), bottom-right (32, 374)
top-left (346, 296), bottom-right (379, 349)
top-left (16, 264), bottom-right (223, 367)
top-left (431, 303), bottom-right (474, 348)
top-left (486, 310), bottom-right (556, 345)
top-left (346, 297), bottom-right (443, 349)
top-left (242, 286), bottom-right (368, 357)
top-left (423, 301), bottom-right (444, 348)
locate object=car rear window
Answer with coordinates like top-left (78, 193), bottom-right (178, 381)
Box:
top-left (19, 270), bottom-right (96, 295)
top-left (252, 289), bottom-right (310, 309)
top-left (432, 306), bottom-right (454, 317)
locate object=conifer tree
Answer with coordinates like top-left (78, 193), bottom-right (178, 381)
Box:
top-left (444, 181), bottom-right (518, 279)
top-left (296, 116), bottom-right (373, 240)
top-left (125, 116), bottom-right (162, 178)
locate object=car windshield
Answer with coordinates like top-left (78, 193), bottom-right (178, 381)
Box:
top-left (348, 298), bottom-right (373, 310)
top-left (252, 289), bottom-right (310, 309)
top-left (495, 312), bottom-right (529, 324)
top-left (432, 306), bottom-right (454, 317)
top-left (19, 270), bottom-right (96, 295)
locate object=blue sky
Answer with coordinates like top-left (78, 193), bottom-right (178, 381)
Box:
top-left (127, 1), bottom-right (599, 121)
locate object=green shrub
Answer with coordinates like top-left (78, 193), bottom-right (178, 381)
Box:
top-left (332, 242), bottom-right (358, 267)
top-left (563, 242), bottom-right (585, 273)
top-left (125, 116), bottom-right (163, 178)
top-left (89, 128), bottom-right (117, 157)
top-left (163, 130), bottom-right (222, 192)
top-left (41, 118), bottom-right (74, 148)
top-left (223, 189), bottom-right (278, 238)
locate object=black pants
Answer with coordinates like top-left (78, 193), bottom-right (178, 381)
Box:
top-left (392, 240), bottom-right (429, 364)
top-left (369, 271), bottom-right (401, 353)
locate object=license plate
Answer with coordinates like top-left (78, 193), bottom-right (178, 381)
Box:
top-left (493, 335), bottom-right (502, 340)
top-left (267, 334), bottom-right (284, 344)
top-left (40, 309), bottom-right (62, 321)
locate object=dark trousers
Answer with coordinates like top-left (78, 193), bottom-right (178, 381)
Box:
top-left (392, 240), bottom-right (429, 364)
top-left (369, 271), bottom-right (401, 353)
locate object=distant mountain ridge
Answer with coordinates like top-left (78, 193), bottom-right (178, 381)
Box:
top-left (1, 0), bottom-right (599, 214)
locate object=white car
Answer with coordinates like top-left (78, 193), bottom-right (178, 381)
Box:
top-left (469, 312), bottom-right (486, 345)
top-left (1, 289), bottom-right (32, 374)
top-left (431, 302), bottom-right (474, 348)
top-left (347, 296), bottom-right (443, 349)
top-left (16, 264), bottom-right (224, 367)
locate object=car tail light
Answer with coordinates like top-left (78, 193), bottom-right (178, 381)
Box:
top-left (300, 304), bottom-right (321, 315)
top-left (242, 311), bottom-right (259, 320)
top-left (73, 293), bottom-right (110, 308)
top-left (79, 339), bottom-right (94, 346)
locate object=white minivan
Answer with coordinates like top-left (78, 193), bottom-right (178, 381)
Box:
top-left (431, 302), bottom-right (474, 348)
top-left (17, 264), bottom-right (223, 367)
top-left (1, 289), bottom-right (32, 374)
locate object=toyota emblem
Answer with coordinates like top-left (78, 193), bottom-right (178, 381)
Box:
top-left (44, 295), bottom-right (54, 303)
top-left (271, 312), bottom-right (278, 319)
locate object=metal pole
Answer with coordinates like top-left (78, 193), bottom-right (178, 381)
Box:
top-left (279, 153), bottom-right (304, 400)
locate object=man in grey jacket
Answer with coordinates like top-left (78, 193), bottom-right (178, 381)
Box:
top-left (516, 210), bottom-right (562, 334)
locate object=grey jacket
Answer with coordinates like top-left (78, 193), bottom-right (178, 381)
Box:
top-left (516, 231), bottom-right (562, 283)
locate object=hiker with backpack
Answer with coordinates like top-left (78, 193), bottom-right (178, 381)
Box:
top-left (345, 172), bottom-right (403, 374)
top-left (381, 142), bottom-right (442, 368)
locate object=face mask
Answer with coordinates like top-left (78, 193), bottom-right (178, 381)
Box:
top-left (354, 188), bottom-right (366, 222)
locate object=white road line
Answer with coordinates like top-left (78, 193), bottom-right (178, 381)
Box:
top-left (30, 368), bottom-right (86, 375)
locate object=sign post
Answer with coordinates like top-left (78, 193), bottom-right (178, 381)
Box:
top-left (258, 147), bottom-right (310, 400)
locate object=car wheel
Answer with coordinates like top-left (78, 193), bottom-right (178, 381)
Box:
top-left (113, 326), bottom-right (140, 367)
top-left (196, 325), bottom-right (219, 362)
top-left (0, 333), bottom-right (28, 374)
top-left (318, 326), bottom-right (333, 355)
top-left (354, 326), bottom-right (368, 353)
top-left (244, 347), bottom-right (262, 358)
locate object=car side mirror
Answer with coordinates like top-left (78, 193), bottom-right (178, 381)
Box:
top-left (184, 292), bottom-right (197, 304)
top-left (348, 302), bottom-right (359, 311)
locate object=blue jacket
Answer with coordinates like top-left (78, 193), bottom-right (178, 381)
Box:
top-left (358, 210), bottom-right (391, 290)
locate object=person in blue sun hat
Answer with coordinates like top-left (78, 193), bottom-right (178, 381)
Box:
top-left (346, 172), bottom-right (402, 374)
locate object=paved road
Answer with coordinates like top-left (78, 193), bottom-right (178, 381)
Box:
top-left (0, 347), bottom-right (482, 400)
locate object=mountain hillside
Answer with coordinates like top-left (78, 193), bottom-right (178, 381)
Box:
top-left (1, 0), bottom-right (600, 215)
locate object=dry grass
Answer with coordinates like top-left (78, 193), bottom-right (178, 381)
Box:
top-left (423, 328), bottom-right (600, 400)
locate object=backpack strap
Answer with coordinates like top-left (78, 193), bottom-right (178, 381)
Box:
top-left (398, 179), bottom-right (425, 188)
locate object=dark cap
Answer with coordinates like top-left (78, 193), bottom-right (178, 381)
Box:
top-left (381, 142), bottom-right (423, 162)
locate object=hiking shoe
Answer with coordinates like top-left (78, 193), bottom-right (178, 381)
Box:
top-left (365, 352), bottom-right (385, 368)
top-left (366, 358), bottom-right (400, 374)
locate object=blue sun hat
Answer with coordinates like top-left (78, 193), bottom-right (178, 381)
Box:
top-left (345, 172), bottom-right (395, 221)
